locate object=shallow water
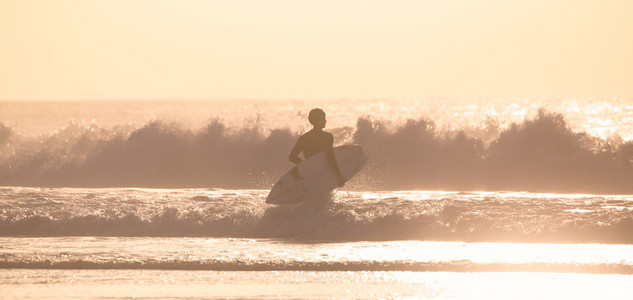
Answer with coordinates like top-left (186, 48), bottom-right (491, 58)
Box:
top-left (3, 270), bottom-right (633, 299)
top-left (2, 188), bottom-right (633, 298)
top-left (2, 237), bottom-right (633, 273)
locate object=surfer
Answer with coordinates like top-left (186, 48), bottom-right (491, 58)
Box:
top-left (289, 108), bottom-right (346, 187)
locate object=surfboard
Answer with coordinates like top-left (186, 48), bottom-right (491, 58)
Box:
top-left (265, 145), bottom-right (368, 205)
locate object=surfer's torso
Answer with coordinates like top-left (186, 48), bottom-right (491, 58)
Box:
top-left (296, 129), bottom-right (334, 159)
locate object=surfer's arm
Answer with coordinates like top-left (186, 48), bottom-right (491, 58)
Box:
top-left (288, 139), bottom-right (303, 164)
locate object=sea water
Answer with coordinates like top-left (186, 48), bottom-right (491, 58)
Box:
top-left (1, 99), bottom-right (633, 298)
top-left (2, 188), bottom-right (633, 298)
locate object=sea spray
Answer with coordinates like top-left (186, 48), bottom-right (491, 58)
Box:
top-left (1, 110), bottom-right (632, 193)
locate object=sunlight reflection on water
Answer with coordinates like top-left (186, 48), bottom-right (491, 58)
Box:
top-left (2, 270), bottom-right (633, 299)
top-left (3, 237), bottom-right (633, 269)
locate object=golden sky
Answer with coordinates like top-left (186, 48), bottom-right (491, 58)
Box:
top-left (1, 0), bottom-right (632, 101)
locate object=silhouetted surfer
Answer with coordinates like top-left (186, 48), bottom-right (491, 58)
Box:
top-left (289, 108), bottom-right (346, 187)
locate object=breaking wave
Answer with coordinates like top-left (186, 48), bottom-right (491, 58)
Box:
top-left (2, 193), bottom-right (633, 244)
top-left (1, 109), bottom-right (632, 193)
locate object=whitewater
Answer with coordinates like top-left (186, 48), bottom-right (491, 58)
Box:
top-left (2, 99), bottom-right (633, 298)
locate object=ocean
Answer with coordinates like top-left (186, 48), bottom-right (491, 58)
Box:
top-left (1, 99), bottom-right (633, 298)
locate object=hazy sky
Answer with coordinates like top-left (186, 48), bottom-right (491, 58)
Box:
top-left (1, 0), bottom-right (632, 101)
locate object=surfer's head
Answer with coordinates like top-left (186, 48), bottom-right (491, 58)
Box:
top-left (308, 108), bottom-right (326, 129)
